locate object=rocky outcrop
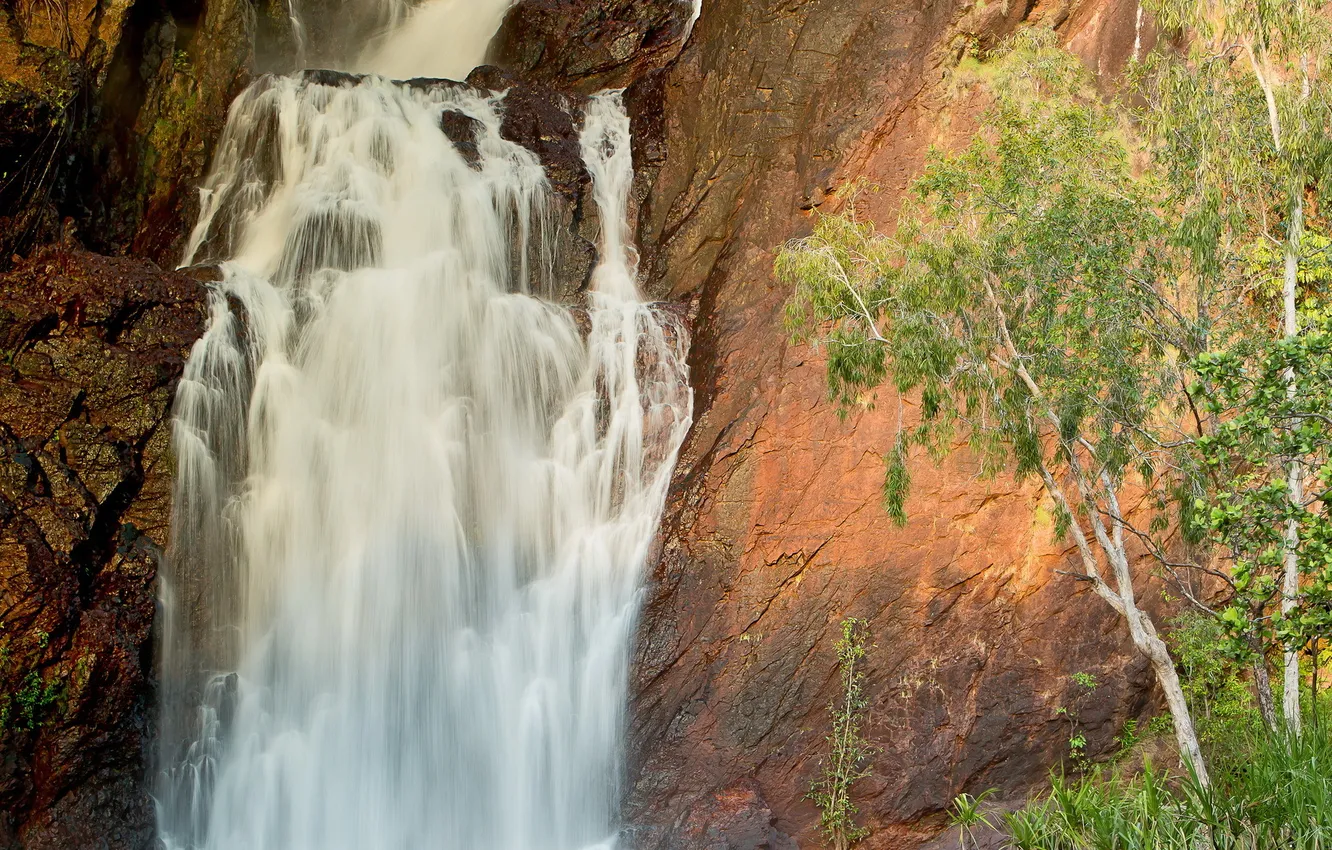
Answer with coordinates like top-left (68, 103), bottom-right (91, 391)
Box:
top-left (465, 65), bottom-right (600, 299)
top-left (490, 0), bottom-right (694, 94)
top-left (480, 0), bottom-right (700, 297)
top-left (0, 244), bottom-right (207, 848)
top-left (81, 0), bottom-right (259, 262)
top-left (0, 0), bottom-right (306, 267)
top-left (622, 1), bottom-right (1162, 848)
top-left (0, 13), bottom-right (86, 262)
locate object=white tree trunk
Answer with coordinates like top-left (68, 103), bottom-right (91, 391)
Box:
top-left (1055, 464), bottom-right (1211, 785)
top-left (1112, 558), bottom-right (1211, 786)
top-left (1283, 190), bottom-right (1305, 736)
top-left (1145, 629), bottom-right (1210, 784)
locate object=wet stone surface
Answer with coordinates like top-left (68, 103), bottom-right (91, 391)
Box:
top-left (0, 245), bottom-right (207, 849)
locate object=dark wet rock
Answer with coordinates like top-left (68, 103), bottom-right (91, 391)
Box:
top-left (468, 65), bottom-right (596, 300)
top-left (439, 109), bottom-right (484, 168)
top-left (466, 65), bottom-right (589, 197)
top-left (0, 31), bottom-right (87, 261)
top-left (0, 0), bottom-right (306, 269)
top-left (83, 0), bottom-right (259, 265)
top-left (489, 0), bottom-right (695, 93)
top-left (0, 244), bottom-right (208, 848)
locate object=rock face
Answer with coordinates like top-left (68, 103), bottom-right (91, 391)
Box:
top-left (490, 0), bottom-right (695, 93)
top-left (0, 245), bottom-right (207, 848)
top-left (620, 0), bottom-right (1161, 848)
top-left (0, 0), bottom-right (305, 266)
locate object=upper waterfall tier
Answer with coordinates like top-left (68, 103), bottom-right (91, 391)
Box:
top-left (278, 0), bottom-right (515, 81)
top-left (183, 69), bottom-right (604, 301)
top-left (354, 0), bottom-right (516, 80)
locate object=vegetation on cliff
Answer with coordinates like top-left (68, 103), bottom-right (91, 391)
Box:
top-left (809, 618), bottom-right (874, 850)
top-left (779, 0), bottom-right (1332, 839)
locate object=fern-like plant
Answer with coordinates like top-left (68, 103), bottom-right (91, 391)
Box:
top-left (810, 617), bottom-right (874, 850)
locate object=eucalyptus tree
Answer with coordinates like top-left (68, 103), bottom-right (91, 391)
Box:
top-left (1141, 0), bottom-right (1332, 734)
top-left (777, 32), bottom-right (1213, 783)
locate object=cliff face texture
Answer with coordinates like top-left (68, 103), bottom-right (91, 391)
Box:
top-left (1, 0), bottom-right (312, 265)
top-left (0, 0), bottom-right (1164, 847)
top-left (0, 246), bottom-right (206, 847)
top-left (621, 0), bottom-right (1158, 847)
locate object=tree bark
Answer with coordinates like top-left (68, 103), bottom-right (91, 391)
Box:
top-left (1067, 465), bottom-right (1211, 785)
top-left (1251, 639), bottom-right (1279, 732)
top-left (1143, 627), bottom-right (1210, 785)
top-left (1283, 188), bottom-right (1305, 736)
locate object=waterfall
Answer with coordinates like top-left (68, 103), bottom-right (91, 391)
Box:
top-left (156, 11), bottom-right (693, 850)
top-left (355, 0), bottom-right (516, 80)
top-left (684, 0), bottom-right (702, 43)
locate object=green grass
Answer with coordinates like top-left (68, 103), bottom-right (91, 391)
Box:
top-left (969, 728), bottom-right (1332, 849)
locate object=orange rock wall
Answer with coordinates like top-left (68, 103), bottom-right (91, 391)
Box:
top-left (625, 1), bottom-right (1165, 846)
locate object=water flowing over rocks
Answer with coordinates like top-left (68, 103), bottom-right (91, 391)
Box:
top-left (157, 12), bottom-right (695, 846)
top-left (0, 0), bottom-right (1171, 848)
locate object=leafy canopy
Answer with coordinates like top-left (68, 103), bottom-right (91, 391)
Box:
top-left (778, 30), bottom-right (1192, 524)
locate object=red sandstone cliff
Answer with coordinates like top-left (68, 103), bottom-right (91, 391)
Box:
top-left (621, 1), bottom-right (1166, 847)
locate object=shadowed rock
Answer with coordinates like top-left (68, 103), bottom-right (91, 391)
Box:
top-left (0, 244), bottom-right (207, 848)
top-left (489, 0), bottom-right (695, 93)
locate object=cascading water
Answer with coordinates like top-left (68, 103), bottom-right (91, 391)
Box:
top-left (356, 0), bottom-right (517, 80)
top-left (157, 7), bottom-right (693, 849)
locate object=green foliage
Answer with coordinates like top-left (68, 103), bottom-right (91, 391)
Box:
top-left (998, 729), bottom-right (1332, 849)
top-left (779, 27), bottom-right (1217, 777)
top-left (1147, 714), bottom-right (1175, 738)
top-left (1168, 611), bottom-right (1261, 755)
top-left (777, 28), bottom-right (1188, 522)
top-left (1192, 327), bottom-right (1332, 670)
top-left (1130, 0), bottom-right (1332, 736)
top-left (781, 0), bottom-right (1332, 793)
top-left (882, 439), bottom-right (909, 526)
top-left (0, 670), bottom-right (62, 733)
top-left (1055, 673), bottom-right (1100, 774)
top-left (1113, 718), bottom-right (1140, 756)
top-left (810, 618), bottom-right (875, 850)
top-left (1245, 232), bottom-right (1332, 303)
top-left (780, 0), bottom-right (1332, 776)
top-left (1139, 0), bottom-right (1332, 210)
top-left (947, 789), bottom-right (996, 850)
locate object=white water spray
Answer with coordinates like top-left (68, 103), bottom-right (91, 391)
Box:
top-left (158, 17), bottom-right (692, 850)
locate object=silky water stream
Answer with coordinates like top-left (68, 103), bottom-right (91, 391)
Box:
top-left (155, 7), bottom-right (693, 849)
